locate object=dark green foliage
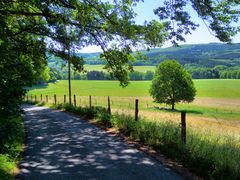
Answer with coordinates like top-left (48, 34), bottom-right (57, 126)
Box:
top-left (129, 71), bottom-right (144, 80)
top-left (86, 71), bottom-right (106, 80)
top-left (220, 69), bottom-right (240, 79)
top-left (138, 43), bottom-right (240, 67)
top-left (0, 116), bottom-right (25, 178)
top-left (144, 71), bottom-right (155, 80)
top-left (49, 68), bottom-right (63, 82)
top-left (154, 0), bottom-right (240, 43)
top-left (0, 37), bottom-right (47, 117)
top-left (0, 116), bottom-right (24, 156)
top-left (187, 67), bottom-right (220, 79)
top-left (49, 69), bottom-right (156, 81)
top-left (150, 60), bottom-right (196, 110)
top-left (0, 0), bottom-right (168, 118)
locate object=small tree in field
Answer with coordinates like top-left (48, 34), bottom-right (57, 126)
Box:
top-left (150, 60), bottom-right (196, 110)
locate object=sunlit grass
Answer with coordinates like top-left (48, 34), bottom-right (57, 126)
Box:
top-left (27, 79), bottom-right (240, 98)
top-left (83, 65), bottom-right (156, 72)
top-left (0, 155), bottom-right (16, 179)
top-left (26, 79), bottom-right (240, 121)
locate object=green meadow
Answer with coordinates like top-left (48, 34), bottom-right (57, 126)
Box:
top-left (27, 79), bottom-right (240, 122)
top-left (84, 65), bottom-right (156, 73)
top-left (28, 79), bottom-right (240, 98)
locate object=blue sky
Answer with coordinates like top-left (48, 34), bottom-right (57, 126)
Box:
top-left (80, 1), bottom-right (240, 52)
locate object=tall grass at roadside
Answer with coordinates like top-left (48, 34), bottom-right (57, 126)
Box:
top-left (0, 116), bottom-right (25, 179)
top-left (50, 102), bottom-right (240, 179)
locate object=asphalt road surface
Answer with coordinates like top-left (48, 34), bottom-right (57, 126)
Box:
top-left (16, 104), bottom-right (183, 180)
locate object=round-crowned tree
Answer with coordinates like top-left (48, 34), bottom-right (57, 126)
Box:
top-left (150, 60), bottom-right (196, 110)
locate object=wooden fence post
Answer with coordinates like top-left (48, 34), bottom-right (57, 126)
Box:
top-left (108, 96), bottom-right (111, 114)
top-left (27, 95), bottom-right (28, 102)
top-left (54, 94), bottom-right (57, 104)
top-left (64, 95), bottom-right (66, 104)
top-left (89, 95), bottom-right (92, 108)
top-left (46, 95), bottom-right (48, 103)
top-left (40, 94), bottom-right (42, 101)
top-left (74, 95), bottom-right (76, 107)
top-left (181, 111), bottom-right (186, 145)
top-left (135, 99), bottom-right (139, 121)
top-left (31, 95), bottom-right (33, 101)
top-left (35, 95), bottom-right (37, 102)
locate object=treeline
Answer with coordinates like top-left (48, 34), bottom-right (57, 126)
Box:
top-left (220, 70), bottom-right (240, 79)
top-left (53, 43), bottom-right (240, 67)
top-left (49, 68), bottom-right (154, 81)
top-left (49, 65), bottom-right (240, 82)
top-left (186, 65), bottom-right (240, 79)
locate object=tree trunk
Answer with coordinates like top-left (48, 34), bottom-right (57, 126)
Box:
top-left (171, 99), bottom-right (175, 110)
top-left (171, 92), bottom-right (175, 110)
top-left (68, 46), bottom-right (72, 105)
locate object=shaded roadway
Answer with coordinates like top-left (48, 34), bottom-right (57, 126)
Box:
top-left (16, 104), bottom-right (183, 180)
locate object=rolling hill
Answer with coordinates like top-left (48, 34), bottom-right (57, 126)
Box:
top-left (48, 43), bottom-right (240, 68)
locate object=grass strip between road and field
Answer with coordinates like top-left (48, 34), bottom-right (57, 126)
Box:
top-left (27, 100), bottom-right (240, 179)
top-left (0, 116), bottom-right (25, 179)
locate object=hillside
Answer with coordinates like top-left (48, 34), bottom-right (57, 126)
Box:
top-left (48, 43), bottom-right (240, 68)
top-left (138, 43), bottom-right (240, 67)
top-left (48, 43), bottom-right (240, 80)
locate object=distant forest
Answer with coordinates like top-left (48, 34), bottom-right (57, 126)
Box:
top-left (48, 43), bottom-right (240, 81)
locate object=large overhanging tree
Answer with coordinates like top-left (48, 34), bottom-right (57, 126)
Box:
top-left (0, 0), bottom-right (239, 116)
top-left (0, 0), bottom-right (167, 115)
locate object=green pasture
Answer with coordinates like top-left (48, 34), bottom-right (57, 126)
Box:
top-left (26, 79), bottom-right (240, 121)
top-left (84, 65), bottom-right (156, 72)
top-left (28, 79), bottom-right (240, 98)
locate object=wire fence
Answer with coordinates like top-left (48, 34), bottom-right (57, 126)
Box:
top-left (25, 93), bottom-right (240, 139)
top-left (25, 93), bottom-right (188, 144)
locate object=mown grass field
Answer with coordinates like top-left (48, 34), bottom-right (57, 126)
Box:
top-left (84, 65), bottom-right (156, 72)
top-left (28, 79), bottom-right (240, 98)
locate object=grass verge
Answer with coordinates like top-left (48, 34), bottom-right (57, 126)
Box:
top-left (28, 101), bottom-right (240, 179)
top-left (0, 116), bottom-right (25, 179)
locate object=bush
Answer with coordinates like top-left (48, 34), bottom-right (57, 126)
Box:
top-left (52, 103), bottom-right (100, 119)
top-left (0, 116), bottom-right (25, 156)
top-left (0, 116), bottom-right (25, 178)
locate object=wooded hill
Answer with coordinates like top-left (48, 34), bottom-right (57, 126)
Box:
top-left (138, 43), bottom-right (240, 67)
top-left (48, 43), bottom-right (240, 80)
top-left (58, 43), bottom-right (240, 67)
top-left (49, 43), bottom-right (240, 67)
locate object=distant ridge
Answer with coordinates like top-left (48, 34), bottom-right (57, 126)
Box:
top-left (49, 43), bottom-right (240, 68)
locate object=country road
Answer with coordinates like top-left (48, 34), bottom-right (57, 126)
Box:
top-left (16, 104), bottom-right (183, 180)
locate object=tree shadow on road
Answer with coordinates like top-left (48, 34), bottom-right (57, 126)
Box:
top-left (16, 105), bottom-right (181, 180)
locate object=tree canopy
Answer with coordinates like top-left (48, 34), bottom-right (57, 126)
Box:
top-left (155, 0), bottom-right (240, 44)
top-left (150, 60), bottom-right (196, 110)
top-left (0, 0), bottom-right (167, 116)
top-left (0, 0), bottom-right (239, 116)
top-left (0, 0), bottom-right (168, 86)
